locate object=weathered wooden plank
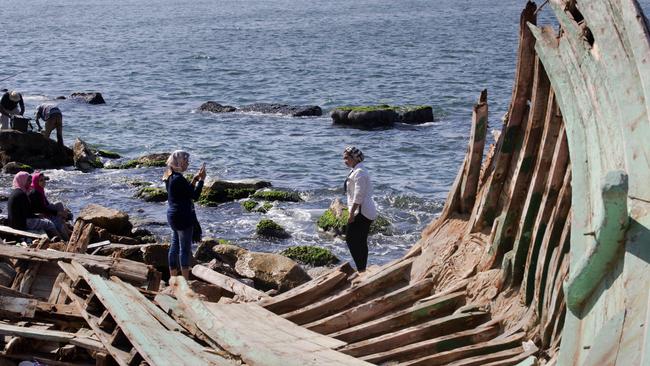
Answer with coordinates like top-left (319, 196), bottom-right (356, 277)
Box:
top-left (191, 264), bottom-right (269, 302)
top-left (459, 89), bottom-right (489, 213)
top-left (361, 323), bottom-right (500, 364)
top-left (471, 2), bottom-right (538, 232)
top-left (0, 225), bottom-right (48, 239)
top-left (397, 332), bottom-right (524, 366)
top-left (0, 244), bottom-right (155, 287)
top-left (329, 291), bottom-right (465, 343)
top-left (339, 311), bottom-right (490, 357)
top-left (283, 258), bottom-right (413, 325)
top-left (0, 321), bottom-right (104, 352)
top-left (305, 277), bottom-right (434, 334)
top-left (0, 295), bottom-right (36, 318)
top-left (260, 262), bottom-right (353, 314)
top-left (59, 261), bottom-right (235, 366)
top-left (168, 276), bottom-right (370, 366)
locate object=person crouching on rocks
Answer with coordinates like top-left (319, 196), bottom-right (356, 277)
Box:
top-left (163, 150), bottom-right (206, 280)
top-left (0, 90), bottom-right (25, 130)
top-left (343, 146), bottom-right (377, 273)
top-left (29, 172), bottom-right (72, 241)
top-left (7, 171), bottom-right (60, 239)
top-left (34, 104), bottom-right (64, 147)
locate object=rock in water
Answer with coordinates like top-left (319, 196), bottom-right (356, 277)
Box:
top-left (73, 138), bottom-right (103, 172)
top-left (0, 130), bottom-right (73, 169)
top-left (70, 92), bottom-right (105, 104)
top-left (78, 204), bottom-right (133, 236)
top-left (240, 103), bottom-right (322, 117)
top-left (199, 101), bottom-right (237, 113)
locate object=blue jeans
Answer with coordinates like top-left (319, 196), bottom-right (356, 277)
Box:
top-left (168, 226), bottom-right (193, 269)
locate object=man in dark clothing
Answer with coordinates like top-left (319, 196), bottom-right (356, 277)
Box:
top-left (0, 90), bottom-right (25, 130)
top-left (35, 104), bottom-right (64, 146)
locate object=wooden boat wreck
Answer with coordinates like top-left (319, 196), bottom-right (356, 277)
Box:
top-left (1, 0), bottom-right (649, 364)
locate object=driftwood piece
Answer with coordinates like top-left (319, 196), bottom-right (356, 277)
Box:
top-left (260, 262), bottom-right (353, 315)
top-left (168, 276), bottom-right (369, 366)
top-left (191, 264), bottom-right (269, 302)
top-left (283, 258), bottom-right (414, 325)
top-left (330, 291), bottom-right (466, 343)
top-left (0, 225), bottom-right (48, 239)
top-left (305, 277), bottom-right (434, 334)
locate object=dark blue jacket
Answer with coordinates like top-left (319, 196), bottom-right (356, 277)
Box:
top-left (165, 172), bottom-right (203, 230)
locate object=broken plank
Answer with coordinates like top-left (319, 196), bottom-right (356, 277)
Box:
top-left (329, 291), bottom-right (465, 343)
top-left (361, 323), bottom-right (500, 364)
top-left (283, 258), bottom-right (414, 325)
top-left (191, 264), bottom-right (269, 301)
top-left (0, 225), bottom-right (48, 239)
top-left (339, 311), bottom-right (490, 358)
top-left (260, 262), bottom-right (353, 315)
top-left (0, 321), bottom-right (105, 352)
top-left (305, 277), bottom-right (434, 334)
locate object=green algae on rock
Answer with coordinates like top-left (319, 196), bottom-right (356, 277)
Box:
top-left (317, 204), bottom-right (392, 236)
top-left (256, 219), bottom-right (290, 239)
top-left (251, 189), bottom-right (302, 202)
top-left (199, 179), bottom-right (272, 206)
top-left (135, 186), bottom-right (167, 202)
top-left (281, 245), bottom-right (340, 266)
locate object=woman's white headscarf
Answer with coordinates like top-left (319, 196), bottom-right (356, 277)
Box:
top-left (163, 150), bottom-right (190, 180)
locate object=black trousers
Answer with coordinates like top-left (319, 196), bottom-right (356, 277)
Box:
top-left (346, 214), bottom-right (372, 272)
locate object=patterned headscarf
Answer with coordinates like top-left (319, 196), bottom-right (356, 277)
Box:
top-left (163, 150), bottom-right (190, 180)
top-left (12, 171), bottom-right (32, 193)
top-left (344, 146), bottom-right (364, 163)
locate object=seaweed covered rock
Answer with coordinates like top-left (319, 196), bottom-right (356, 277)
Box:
top-left (73, 138), bottom-right (103, 172)
top-left (0, 130), bottom-right (73, 169)
top-left (240, 103), bottom-right (322, 117)
top-left (317, 198), bottom-right (391, 236)
top-left (78, 204), bottom-right (133, 236)
top-left (251, 189), bottom-right (302, 202)
top-left (331, 105), bottom-right (433, 128)
top-left (70, 92), bottom-right (105, 104)
top-left (135, 186), bottom-right (167, 202)
top-left (241, 200), bottom-right (273, 213)
top-left (117, 153), bottom-right (169, 169)
top-left (199, 101), bottom-right (237, 113)
top-left (281, 246), bottom-right (340, 266)
top-left (256, 219), bottom-right (290, 239)
top-left (93, 149), bottom-right (121, 159)
top-left (234, 251), bottom-right (311, 292)
top-left (1, 162), bottom-right (34, 174)
top-left (199, 179), bottom-right (271, 206)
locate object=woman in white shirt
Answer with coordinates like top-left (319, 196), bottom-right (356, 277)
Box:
top-left (343, 146), bottom-right (377, 272)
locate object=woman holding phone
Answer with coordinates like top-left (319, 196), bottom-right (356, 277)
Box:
top-left (163, 150), bottom-right (206, 280)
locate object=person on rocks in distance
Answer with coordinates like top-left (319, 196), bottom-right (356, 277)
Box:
top-left (343, 146), bottom-right (377, 273)
top-left (0, 90), bottom-right (25, 130)
top-left (163, 150), bottom-right (206, 280)
top-left (7, 171), bottom-right (60, 239)
top-left (29, 172), bottom-right (73, 241)
top-left (34, 103), bottom-right (64, 147)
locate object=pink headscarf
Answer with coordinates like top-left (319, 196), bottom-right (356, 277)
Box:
top-left (12, 171), bottom-right (32, 193)
top-left (31, 172), bottom-right (48, 206)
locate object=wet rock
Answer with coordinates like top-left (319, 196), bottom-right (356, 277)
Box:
top-left (199, 179), bottom-right (271, 206)
top-left (135, 186), bottom-right (167, 202)
top-left (116, 153), bottom-right (169, 169)
top-left (212, 244), bottom-right (247, 267)
top-left (93, 149), bottom-right (121, 159)
top-left (194, 238), bottom-right (230, 263)
top-left (55, 96), bottom-right (66, 100)
top-left (0, 130), bottom-right (73, 169)
top-left (317, 198), bottom-right (391, 236)
top-left (2, 162), bottom-right (34, 174)
top-left (281, 245), bottom-right (340, 266)
top-left (73, 138), bottom-right (103, 172)
top-left (241, 200), bottom-right (273, 213)
top-left (256, 219), bottom-right (290, 239)
top-left (250, 189), bottom-right (302, 202)
top-left (234, 251), bottom-right (311, 292)
top-left (240, 103), bottom-right (322, 117)
top-left (70, 92), bottom-right (105, 104)
top-left (331, 105), bottom-right (433, 128)
top-left (78, 204), bottom-right (133, 236)
top-left (199, 101), bottom-right (237, 113)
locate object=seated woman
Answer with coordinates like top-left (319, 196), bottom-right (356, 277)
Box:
top-left (29, 172), bottom-right (72, 241)
top-left (7, 171), bottom-right (59, 239)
